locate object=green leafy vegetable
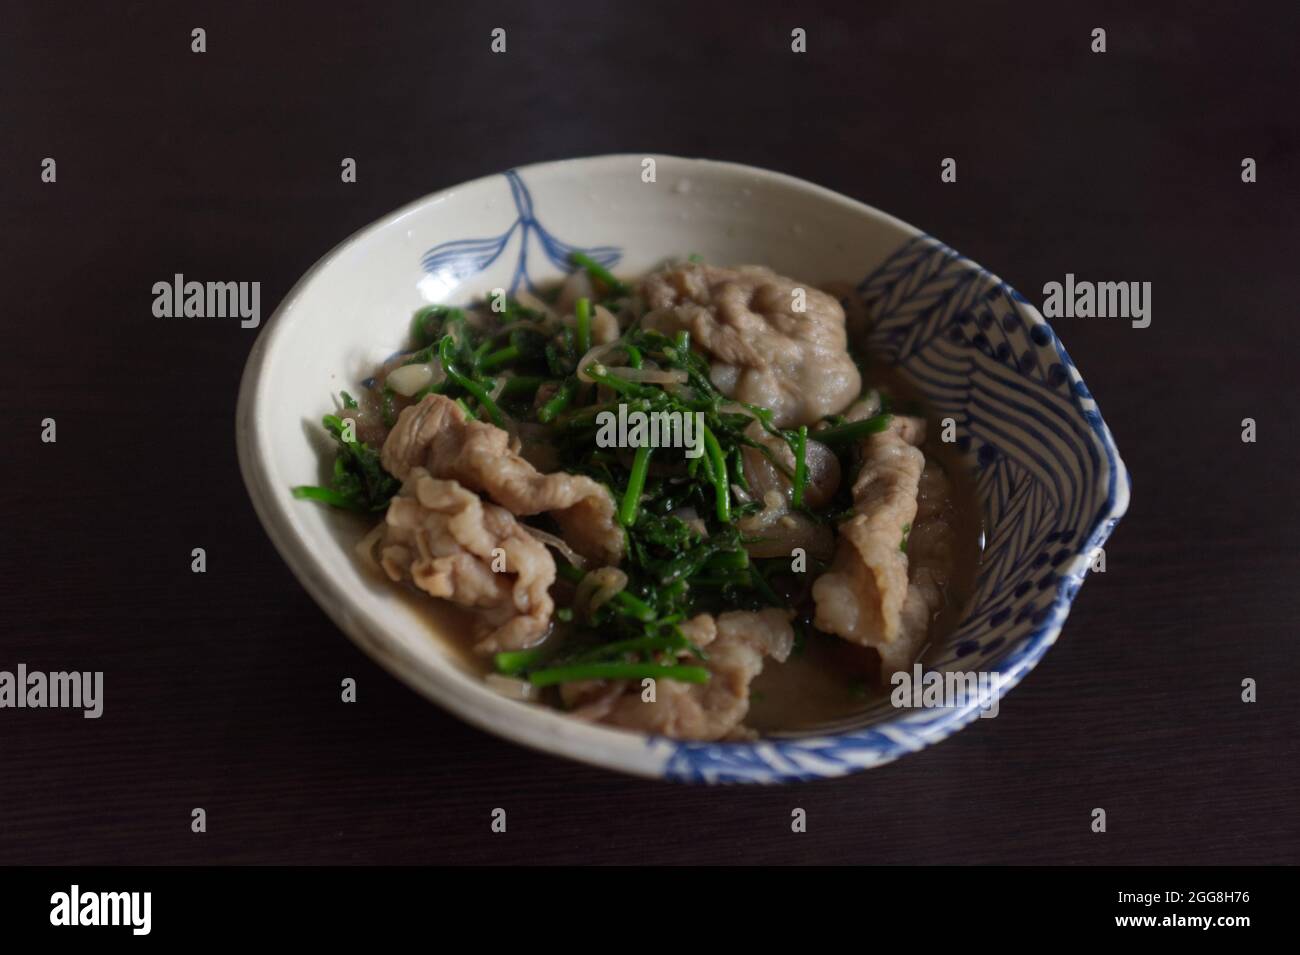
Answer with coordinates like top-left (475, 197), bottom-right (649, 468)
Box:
top-left (574, 296), bottom-right (592, 355)
top-left (814, 413), bottom-right (892, 446)
top-left (292, 411), bottom-right (399, 513)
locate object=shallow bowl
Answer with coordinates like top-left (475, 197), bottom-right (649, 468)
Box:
top-left (236, 154), bottom-right (1130, 783)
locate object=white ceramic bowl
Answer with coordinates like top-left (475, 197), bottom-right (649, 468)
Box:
top-left (237, 155), bottom-right (1129, 783)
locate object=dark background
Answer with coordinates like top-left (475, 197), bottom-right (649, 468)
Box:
top-left (2, 1), bottom-right (1297, 865)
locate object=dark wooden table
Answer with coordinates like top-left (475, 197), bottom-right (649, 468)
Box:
top-left (3, 2), bottom-right (1296, 865)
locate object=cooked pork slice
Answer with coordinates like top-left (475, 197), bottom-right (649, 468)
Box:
top-left (639, 263), bottom-right (861, 427)
top-left (676, 612), bottom-right (720, 648)
top-left (883, 567), bottom-right (944, 676)
top-left (812, 416), bottom-right (926, 648)
top-left (567, 609), bottom-right (794, 741)
top-left (374, 468), bottom-right (556, 652)
top-left (559, 679), bottom-right (630, 721)
top-left (877, 462), bottom-right (959, 675)
top-left (381, 394), bottom-right (624, 565)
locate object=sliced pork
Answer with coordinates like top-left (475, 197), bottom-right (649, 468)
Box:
top-left (373, 468), bottom-right (556, 652)
top-left (562, 609), bottom-right (795, 740)
top-left (640, 263), bottom-right (861, 427)
top-left (382, 394), bottom-right (624, 565)
top-left (812, 416), bottom-right (926, 648)
top-left (878, 461), bottom-right (960, 674)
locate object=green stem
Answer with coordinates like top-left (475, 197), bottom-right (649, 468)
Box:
top-left (571, 634), bottom-right (687, 662)
top-left (291, 485), bottom-right (360, 510)
top-left (814, 413), bottom-right (892, 446)
top-left (575, 296), bottom-right (592, 355)
top-left (570, 251), bottom-right (629, 297)
top-left (581, 363), bottom-right (657, 398)
top-left (703, 549), bottom-right (749, 572)
top-left (480, 344), bottom-right (521, 371)
top-left (439, 336), bottom-right (505, 426)
top-left (791, 425), bottom-right (808, 508)
top-left (702, 426), bottom-right (731, 523)
top-left (494, 649), bottom-right (544, 675)
top-left (538, 377), bottom-right (578, 423)
top-left (619, 445), bottom-right (654, 527)
top-left (556, 562), bottom-right (656, 622)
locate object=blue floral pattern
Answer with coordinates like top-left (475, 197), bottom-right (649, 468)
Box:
top-left (421, 170), bottom-right (621, 293)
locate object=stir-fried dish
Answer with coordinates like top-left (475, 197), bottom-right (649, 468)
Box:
top-left (295, 256), bottom-right (979, 740)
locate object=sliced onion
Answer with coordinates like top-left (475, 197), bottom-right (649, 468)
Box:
top-left (592, 304), bottom-right (621, 342)
top-left (514, 289), bottom-right (556, 320)
top-left (741, 424), bottom-right (841, 510)
top-left (447, 318), bottom-right (466, 349)
top-left (354, 521), bottom-right (387, 570)
top-left (557, 269), bottom-right (594, 314)
top-left (386, 362), bottom-right (444, 397)
top-left (574, 566), bottom-right (628, 620)
top-left (521, 525), bottom-right (587, 571)
top-left (721, 401), bottom-right (758, 418)
top-left (799, 440), bottom-right (841, 508)
top-left (576, 342), bottom-right (622, 382)
top-left (738, 489), bottom-right (793, 536)
top-left (741, 512), bottom-right (835, 561)
top-left (485, 673), bottom-right (538, 702)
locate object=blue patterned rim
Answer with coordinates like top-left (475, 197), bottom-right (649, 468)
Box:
top-left (418, 168), bottom-right (1131, 783)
